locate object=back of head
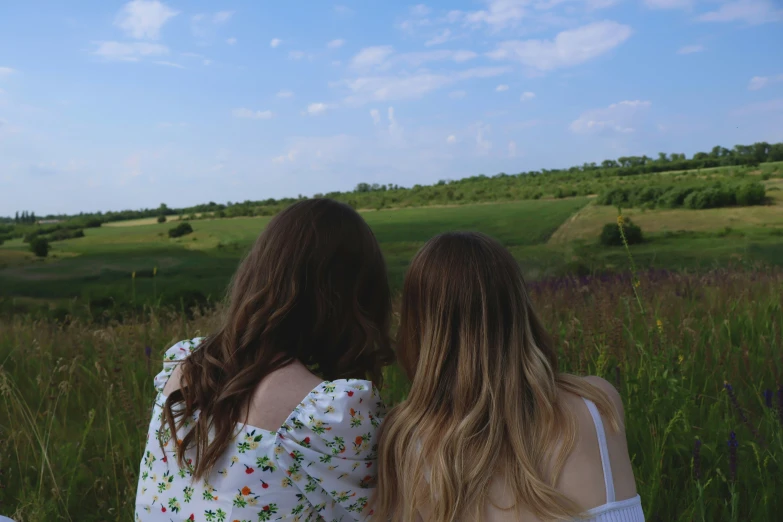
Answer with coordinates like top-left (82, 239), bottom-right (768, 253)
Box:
top-left (163, 198), bottom-right (394, 478)
top-left (375, 231), bottom-right (583, 522)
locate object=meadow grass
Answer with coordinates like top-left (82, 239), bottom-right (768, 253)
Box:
top-left (1, 266), bottom-right (782, 521)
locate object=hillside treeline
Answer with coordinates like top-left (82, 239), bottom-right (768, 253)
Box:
top-left (2, 141), bottom-right (781, 225)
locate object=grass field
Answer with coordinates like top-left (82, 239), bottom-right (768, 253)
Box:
top-left (1, 267), bottom-right (781, 521)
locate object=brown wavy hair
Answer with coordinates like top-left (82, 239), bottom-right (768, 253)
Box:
top-left (374, 231), bottom-right (619, 521)
top-left (160, 198), bottom-right (394, 479)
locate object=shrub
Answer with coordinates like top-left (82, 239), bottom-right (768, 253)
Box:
top-left (736, 181), bottom-right (766, 206)
top-left (84, 218), bottom-right (102, 228)
top-left (30, 237), bottom-right (50, 257)
top-left (600, 218), bottom-right (643, 247)
top-left (157, 215), bottom-right (167, 224)
top-left (168, 222), bottom-right (193, 238)
top-left (47, 228), bottom-right (84, 241)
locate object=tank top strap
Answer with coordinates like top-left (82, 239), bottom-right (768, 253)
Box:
top-left (582, 398), bottom-right (615, 504)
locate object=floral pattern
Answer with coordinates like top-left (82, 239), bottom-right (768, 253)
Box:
top-left (135, 338), bottom-right (386, 521)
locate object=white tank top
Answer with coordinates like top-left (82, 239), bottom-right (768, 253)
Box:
top-left (580, 398), bottom-right (645, 521)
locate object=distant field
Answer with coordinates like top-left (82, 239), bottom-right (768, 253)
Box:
top-left (0, 198), bottom-right (589, 307)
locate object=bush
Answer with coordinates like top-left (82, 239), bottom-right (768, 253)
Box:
top-left (157, 215), bottom-right (167, 224)
top-left (600, 218), bottom-right (643, 247)
top-left (84, 218), bottom-right (102, 228)
top-left (168, 222), bottom-right (193, 238)
top-left (736, 181), bottom-right (766, 206)
top-left (30, 237), bottom-right (50, 257)
top-left (47, 228), bottom-right (84, 241)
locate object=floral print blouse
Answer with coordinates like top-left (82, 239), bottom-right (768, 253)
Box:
top-left (135, 338), bottom-right (387, 522)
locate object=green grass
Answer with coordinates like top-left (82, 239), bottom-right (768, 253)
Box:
top-left (1, 269), bottom-right (781, 521)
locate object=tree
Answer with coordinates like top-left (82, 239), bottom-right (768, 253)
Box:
top-left (168, 222), bottom-right (193, 238)
top-left (30, 237), bottom-right (50, 257)
top-left (157, 215), bottom-right (167, 224)
top-left (600, 219), bottom-right (643, 247)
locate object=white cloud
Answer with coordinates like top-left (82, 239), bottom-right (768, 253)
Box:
top-left (411, 4), bottom-right (432, 16)
top-left (463, 0), bottom-right (527, 30)
top-left (570, 100), bottom-right (651, 134)
top-left (115, 0), bottom-right (179, 40)
top-left (226, 37), bottom-right (237, 45)
top-left (351, 46), bottom-right (395, 68)
top-left (508, 140), bottom-right (517, 157)
top-left (677, 44), bottom-right (705, 54)
top-left (270, 38), bottom-right (282, 48)
top-left (425, 29), bottom-right (452, 46)
top-left (449, 90), bottom-right (467, 99)
top-left (487, 21), bottom-right (632, 71)
top-left (232, 108), bottom-right (273, 120)
top-left (306, 103), bottom-right (330, 115)
top-left (154, 60), bottom-right (184, 69)
top-left (341, 66), bottom-right (509, 105)
top-left (370, 109), bottom-right (381, 125)
top-left (698, 0), bottom-right (783, 25)
top-left (644, 0), bottom-right (693, 8)
top-left (387, 106), bottom-right (402, 137)
top-left (476, 124), bottom-right (492, 154)
top-left (273, 149), bottom-right (298, 163)
top-left (520, 91), bottom-right (535, 101)
top-left (0, 67), bottom-right (15, 76)
top-left (748, 74), bottom-right (783, 90)
top-left (212, 11), bottom-right (234, 23)
top-left (328, 39), bottom-right (345, 49)
top-left (495, 84), bottom-right (509, 91)
top-left (92, 41), bottom-right (169, 62)
top-left (289, 51), bottom-right (306, 60)
top-left (731, 98), bottom-right (783, 116)
top-left (277, 90), bottom-right (294, 98)
top-left (447, 134), bottom-right (457, 144)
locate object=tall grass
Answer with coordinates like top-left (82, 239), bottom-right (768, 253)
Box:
top-left (1, 268), bottom-right (782, 520)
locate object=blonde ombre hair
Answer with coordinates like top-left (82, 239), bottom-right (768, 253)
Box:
top-left (373, 232), bottom-right (620, 522)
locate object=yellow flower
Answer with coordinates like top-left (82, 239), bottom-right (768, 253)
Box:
top-left (634, 280), bottom-right (640, 288)
top-left (617, 215), bottom-right (625, 226)
top-left (678, 354), bottom-right (684, 365)
top-left (132, 271), bottom-right (136, 279)
top-left (153, 266), bottom-right (158, 276)
top-left (656, 319), bottom-right (663, 333)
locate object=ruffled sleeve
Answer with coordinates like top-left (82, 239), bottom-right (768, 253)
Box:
top-left (152, 337), bottom-right (205, 394)
top-left (273, 379), bottom-right (387, 521)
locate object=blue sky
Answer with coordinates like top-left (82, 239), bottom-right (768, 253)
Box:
top-left (1, 0), bottom-right (782, 215)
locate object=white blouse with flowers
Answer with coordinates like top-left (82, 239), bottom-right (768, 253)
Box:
top-left (135, 338), bottom-right (387, 522)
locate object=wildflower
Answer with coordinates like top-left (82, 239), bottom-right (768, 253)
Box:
top-left (692, 439), bottom-right (702, 481)
top-left (132, 271), bottom-right (136, 279)
top-left (727, 431), bottom-right (738, 482)
top-left (678, 354), bottom-right (684, 365)
top-left (153, 266), bottom-right (158, 277)
top-left (656, 319), bottom-right (663, 333)
top-left (617, 215), bottom-right (625, 226)
top-left (763, 389), bottom-right (772, 409)
top-left (724, 381), bottom-right (765, 447)
top-left (633, 280), bottom-right (640, 288)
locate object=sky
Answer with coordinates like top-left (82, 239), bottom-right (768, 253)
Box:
top-left (0, 0), bottom-right (782, 216)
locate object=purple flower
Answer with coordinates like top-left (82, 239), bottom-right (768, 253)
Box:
top-left (724, 382), bottom-right (766, 447)
top-left (693, 439), bottom-right (702, 481)
top-left (763, 389), bottom-right (773, 409)
top-left (727, 431), bottom-right (738, 483)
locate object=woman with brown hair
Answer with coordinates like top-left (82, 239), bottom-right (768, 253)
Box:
top-left (374, 231), bottom-right (644, 522)
top-left (135, 199), bottom-right (394, 522)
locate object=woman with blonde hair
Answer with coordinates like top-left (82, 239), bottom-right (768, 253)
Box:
top-left (374, 231), bottom-right (644, 522)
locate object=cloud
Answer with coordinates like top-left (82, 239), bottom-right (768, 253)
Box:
top-left (370, 109), bottom-right (381, 125)
top-left (520, 91), bottom-right (535, 101)
top-left (232, 108), bottom-right (273, 119)
top-left (153, 60), bottom-right (184, 68)
top-left (273, 149), bottom-right (298, 163)
top-left (328, 39), bottom-right (345, 49)
top-left (487, 21), bottom-right (632, 71)
top-left (496, 84), bottom-right (509, 91)
top-left (570, 100), bottom-right (651, 134)
top-left (447, 134), bottom-right (457, 144)
top-left (115, 0), bottom-right (179, 40)
top-left (0, 67), bottom-right (15, 76)
top-left (425, 29), bottom-right (452, 46)
top-left (449, 90), bottom-right (467, 99)
top-left (698, 0), bottom-right (783, 25)
top-left (289, 51), bottom-right (306, 60)
top-left (731, 98), bottom-right (783, 116)
top-left (748, 74), bottom-right (783, 90)
top-left (411, 4), bottom-right (432, 16)
top-left (508, 140), bottom-right (517, 157)
top-left (351, 46), bottom-right (395, 68)
top-left (92, 41), bottom-right (169, 62)
top-left (277, 90), bottom-right (294, 98)
top-left (644, 0), bottom-right (693, 8)
top-left (476, 124), bottom-right (492, 154)
top-left (226, 37), bottom-right (237, 45)
top-left (341, 66), bottom-right (509, 105)
top-left (270, 38), bottom-right (282, 48)
top-left (191, 11), bottom-right (234, 40)
top-left (212, 11), bottom-right (234, 23)
top-left (677, 44), bottom-right (705, 54)
top-left (387, 106), bottom-right (402, 137)
top-left (306, 103), bottom-right (331, 115)
top-left (463, 0), bottom-right (527, 30)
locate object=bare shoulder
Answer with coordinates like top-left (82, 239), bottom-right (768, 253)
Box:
top-left (583, 375), bottom-right (624, 417)
top-left (246, 361), bottom-right (324, 431)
